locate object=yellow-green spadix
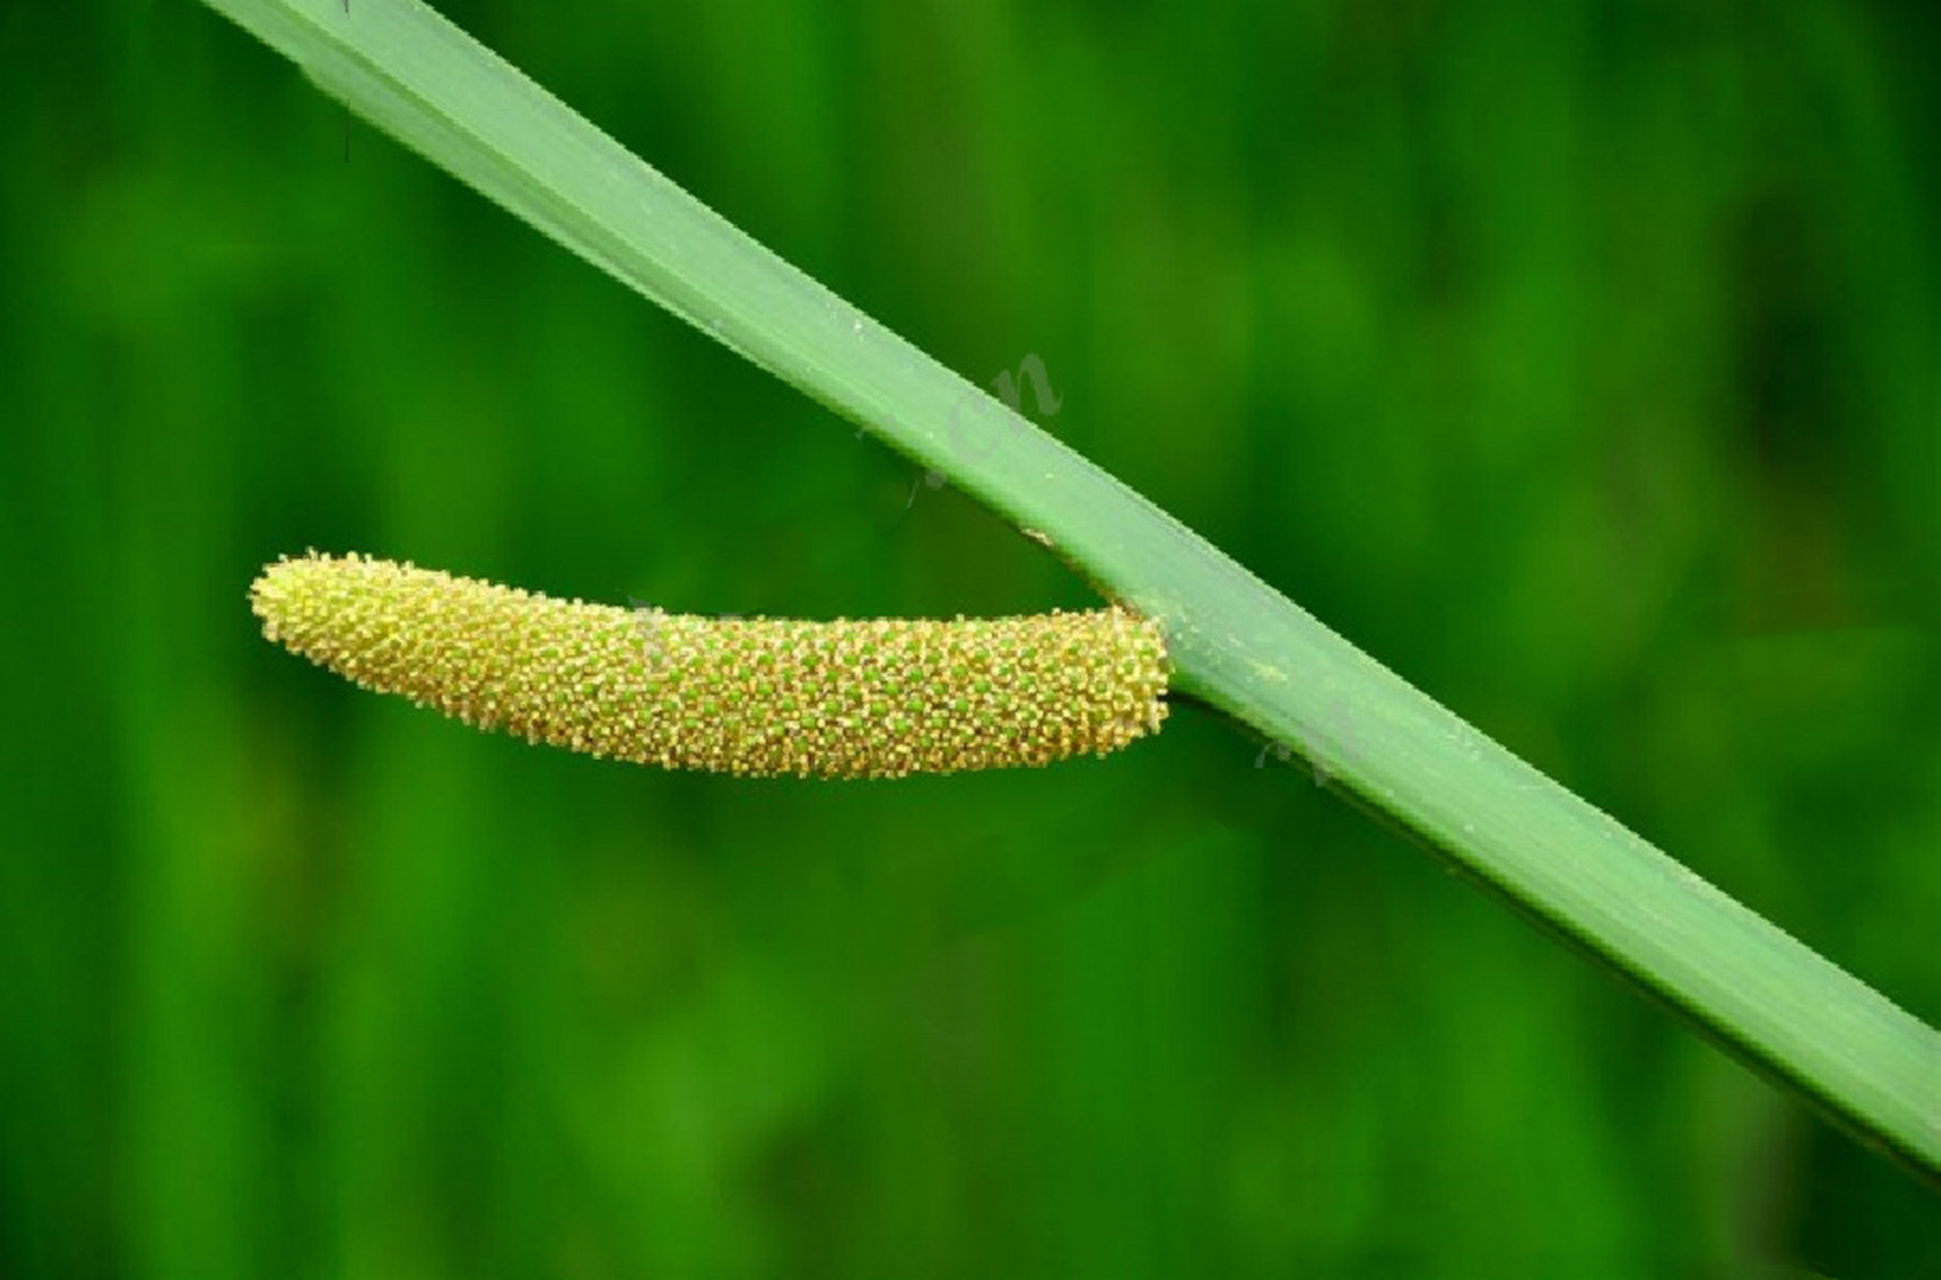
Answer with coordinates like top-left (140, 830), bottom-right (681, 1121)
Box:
top-left (250, 552), bottom-right (1170, 778)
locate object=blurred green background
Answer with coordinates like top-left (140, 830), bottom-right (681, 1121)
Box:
top-left (3, 1), bottom-right (1938, 1276)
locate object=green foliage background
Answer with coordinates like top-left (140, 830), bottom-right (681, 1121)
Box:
top-left (3, 1), bottom-right (1938, 1276)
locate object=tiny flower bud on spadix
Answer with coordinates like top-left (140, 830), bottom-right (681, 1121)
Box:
top-left (250, 552), bottom-right (1170, 779)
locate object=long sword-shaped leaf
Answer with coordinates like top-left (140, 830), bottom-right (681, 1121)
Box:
top-left (200, 0), bottom-right (1940, 1180)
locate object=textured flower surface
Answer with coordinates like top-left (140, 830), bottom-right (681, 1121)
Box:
top-left (251, 552), bottom-right (1170, 778)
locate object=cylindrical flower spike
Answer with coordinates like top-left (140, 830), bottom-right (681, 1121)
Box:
top-left (250, 552), bottom-right (1169, 779)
